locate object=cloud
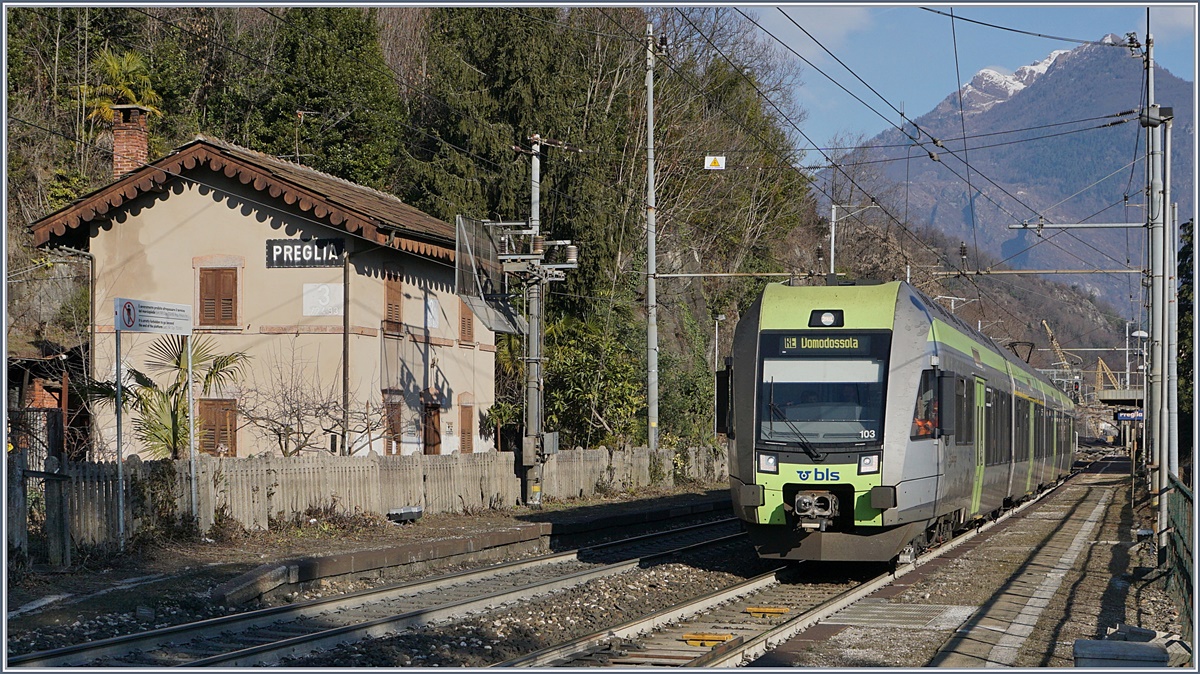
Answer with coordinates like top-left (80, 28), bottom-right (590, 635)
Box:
top-left (773, 6), bottom-right (876, 63)
top-left (1144, 6), bottom-right (1196, 42)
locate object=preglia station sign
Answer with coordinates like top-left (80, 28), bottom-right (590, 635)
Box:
top-left (266, 238), bottom-right (345, 268)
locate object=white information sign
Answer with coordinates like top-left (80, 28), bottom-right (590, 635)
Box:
top-left (303, 283), bottom-right (344, 316)
top-left (111, 297), bottom-right (196, 551)
top-left (114, 298), bottom-right (193, 334)
top-left (704, 155), bottom-right (726, 170)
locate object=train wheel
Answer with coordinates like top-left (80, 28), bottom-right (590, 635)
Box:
top-left (938, 518), bottom-right (953, 544)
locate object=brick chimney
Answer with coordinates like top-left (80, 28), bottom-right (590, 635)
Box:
top-left (111, 104), bottom-right (149, 178)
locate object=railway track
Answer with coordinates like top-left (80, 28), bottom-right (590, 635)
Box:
top-left (7, 518), bottom-right (743, 668)
top-left (12, 468), bottom-right (1083, 668)
top-left (495, 475), bottom-right (1069, 668)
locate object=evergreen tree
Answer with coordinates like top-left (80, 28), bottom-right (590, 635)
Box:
top-left (250, 8), bottom-right (405, 190)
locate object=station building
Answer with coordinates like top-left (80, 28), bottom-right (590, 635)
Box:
top-left (29, 105), bottom-right (503, 459)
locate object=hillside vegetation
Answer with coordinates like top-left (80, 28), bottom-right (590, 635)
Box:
top-left (6, 7), bottom-right (1132, 451)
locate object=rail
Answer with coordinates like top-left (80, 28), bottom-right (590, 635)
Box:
top-left (1166, 474), bottom-right (1192, 642)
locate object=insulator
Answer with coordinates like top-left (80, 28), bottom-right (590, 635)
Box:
top-left (566, 245), bottom-right (578, 264)
top-left (531, 235), bottom-right (545, 255)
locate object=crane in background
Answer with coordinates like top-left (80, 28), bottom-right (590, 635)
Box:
top-left (1042, 320), bottom-right (1083, 400)
top-left (1042, 320), bottom-right (1073, 368)
top-left (1095, 357), bottom-right (1121, 391)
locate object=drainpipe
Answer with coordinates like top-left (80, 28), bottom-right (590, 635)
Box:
top-left (343, 246), bottom-right (351, 455)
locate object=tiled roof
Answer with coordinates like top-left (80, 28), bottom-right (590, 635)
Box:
top-left (30, 136), bottom-right (455, 262)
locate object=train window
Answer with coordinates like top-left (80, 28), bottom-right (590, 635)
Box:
top-left (757, 331), bottom-right (890, 447)
top-left (910, 369), bottom-right (938, 439)
top-left (955, 377), bottom-right (973, 445)
top-left (1016, 398), bottom-right (1030, 460)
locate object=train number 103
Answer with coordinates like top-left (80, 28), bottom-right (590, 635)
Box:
top-left (860, 430), bottom-right (877, 439)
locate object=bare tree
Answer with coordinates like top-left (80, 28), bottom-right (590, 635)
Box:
top-left (237, 338), bottom-right (389, 456)
top-left (237, 338), bottom-right (343, 456)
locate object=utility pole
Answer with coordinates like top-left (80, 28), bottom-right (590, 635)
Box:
top-left (645, 23), bottom-right (660, 453)
top-left (526, 136), bottom-right (545, 505)
top-left (499, 135), bottom-right (580, 507)
top-left (1163, 118), bottom-right (1178, 478)
top-left (1133, 30), bottom-right (1169, 562)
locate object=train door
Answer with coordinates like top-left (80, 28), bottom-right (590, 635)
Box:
top-left (1051, 410), bottom-right (1060, 477)
top-left (1024, 402), bottom-right (1036, 494)
top-left (1049, 410), bottom-right (1058, 480)
top-left (971, 377), bottom-right (986, 515)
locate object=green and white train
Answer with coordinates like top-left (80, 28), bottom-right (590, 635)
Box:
top-left (716, 281), bottom-right (1075, 563)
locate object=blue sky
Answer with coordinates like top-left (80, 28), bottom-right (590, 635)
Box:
top-left (752, 4), bottom-right (1197, 148)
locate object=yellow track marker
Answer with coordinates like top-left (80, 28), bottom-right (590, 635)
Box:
top-left (680, 633), bottom-right (735, 647)
top-left (745, 606), bottom-right (790, 618)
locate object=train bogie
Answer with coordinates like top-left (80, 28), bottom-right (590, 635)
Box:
top-left (718, 281), bottom-right (1075, 563)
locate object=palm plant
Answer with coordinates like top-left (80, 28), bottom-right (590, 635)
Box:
top-left (80, 49), bottom-right (163, 123)
top-left (88, 335), bottom-right (248, 459)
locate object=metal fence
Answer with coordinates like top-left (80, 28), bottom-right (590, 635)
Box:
top-left (1166, 474), bottom-right (1193, 642)
top-left (6, 409), bottom-right (64, 564)
top-left (7, 408), bottom-right (62, 468)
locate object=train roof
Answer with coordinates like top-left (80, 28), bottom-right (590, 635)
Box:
top-left (757, 281), bottom-right (1073, 409)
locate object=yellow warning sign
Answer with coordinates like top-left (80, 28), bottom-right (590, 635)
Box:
top-left (704, 155), bottom-right (726, 170)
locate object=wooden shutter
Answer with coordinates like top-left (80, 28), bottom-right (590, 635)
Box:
top-left (383, 269), bottom-right (403, 332)
top-left (459, 404), bottom-right (474, 453)
top-left (200, 268), bottom-right (237, 326)
top-left (199, 399), bottom-right (237, 457)
top-left (459, 298), bottom-right (474, 343)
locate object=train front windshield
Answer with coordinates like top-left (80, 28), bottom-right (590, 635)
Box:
top-left (757, 332), bottom-right (890, 447)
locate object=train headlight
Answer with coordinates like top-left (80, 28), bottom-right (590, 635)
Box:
top-left (858, 452), bottom-right (881, 475)
top-left (758, 452), bottom-right (779, 474)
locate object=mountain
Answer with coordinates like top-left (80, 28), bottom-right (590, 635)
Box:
top-left (839, 35), bottom-right (1193, 315)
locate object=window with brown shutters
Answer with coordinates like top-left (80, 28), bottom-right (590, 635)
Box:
top-left (459, 298), bottom-right (474, 343)
top-left (383, 269), bottom-right (403, 334)
top-left (199, 268), bottom-right (238, 326)
top-left (459, 404), bottom-right (474, 453)
top-left (198, 399), bottom-right (238, 457)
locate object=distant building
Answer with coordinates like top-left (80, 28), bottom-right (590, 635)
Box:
top-left (29, 105), bottom-right (505, 458)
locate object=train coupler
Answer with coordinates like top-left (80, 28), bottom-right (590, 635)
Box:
top-left (794, 490), bottom-right (839, 531)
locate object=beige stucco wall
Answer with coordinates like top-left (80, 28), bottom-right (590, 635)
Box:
top-left (88, 174), bottom-right (495, 459)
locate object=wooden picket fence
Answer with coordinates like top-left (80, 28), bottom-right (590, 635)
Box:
top-left (8, 445), bottom-right (727, 555)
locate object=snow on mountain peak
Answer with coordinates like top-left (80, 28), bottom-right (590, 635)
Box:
top-left (934, 39), bottom-right (1115, 119)
top-left (1012, 49), bottom-right (1070, 86)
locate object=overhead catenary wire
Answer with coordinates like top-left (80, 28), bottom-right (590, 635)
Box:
top-left (666, 8), bottom-right (1091, 328)
top-left (768, 6), bottom-right (1139, 239)
top-left (651, 113), bottom-right (1137, 166)
top-left (757, 7), bottom-right (1148, 293)
top-left (919, 7), bottom-right (1133, 46)
top-left (950, 7), bottom-right (984, 323)
top-left (658, 10), bottom-right (955, 276)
